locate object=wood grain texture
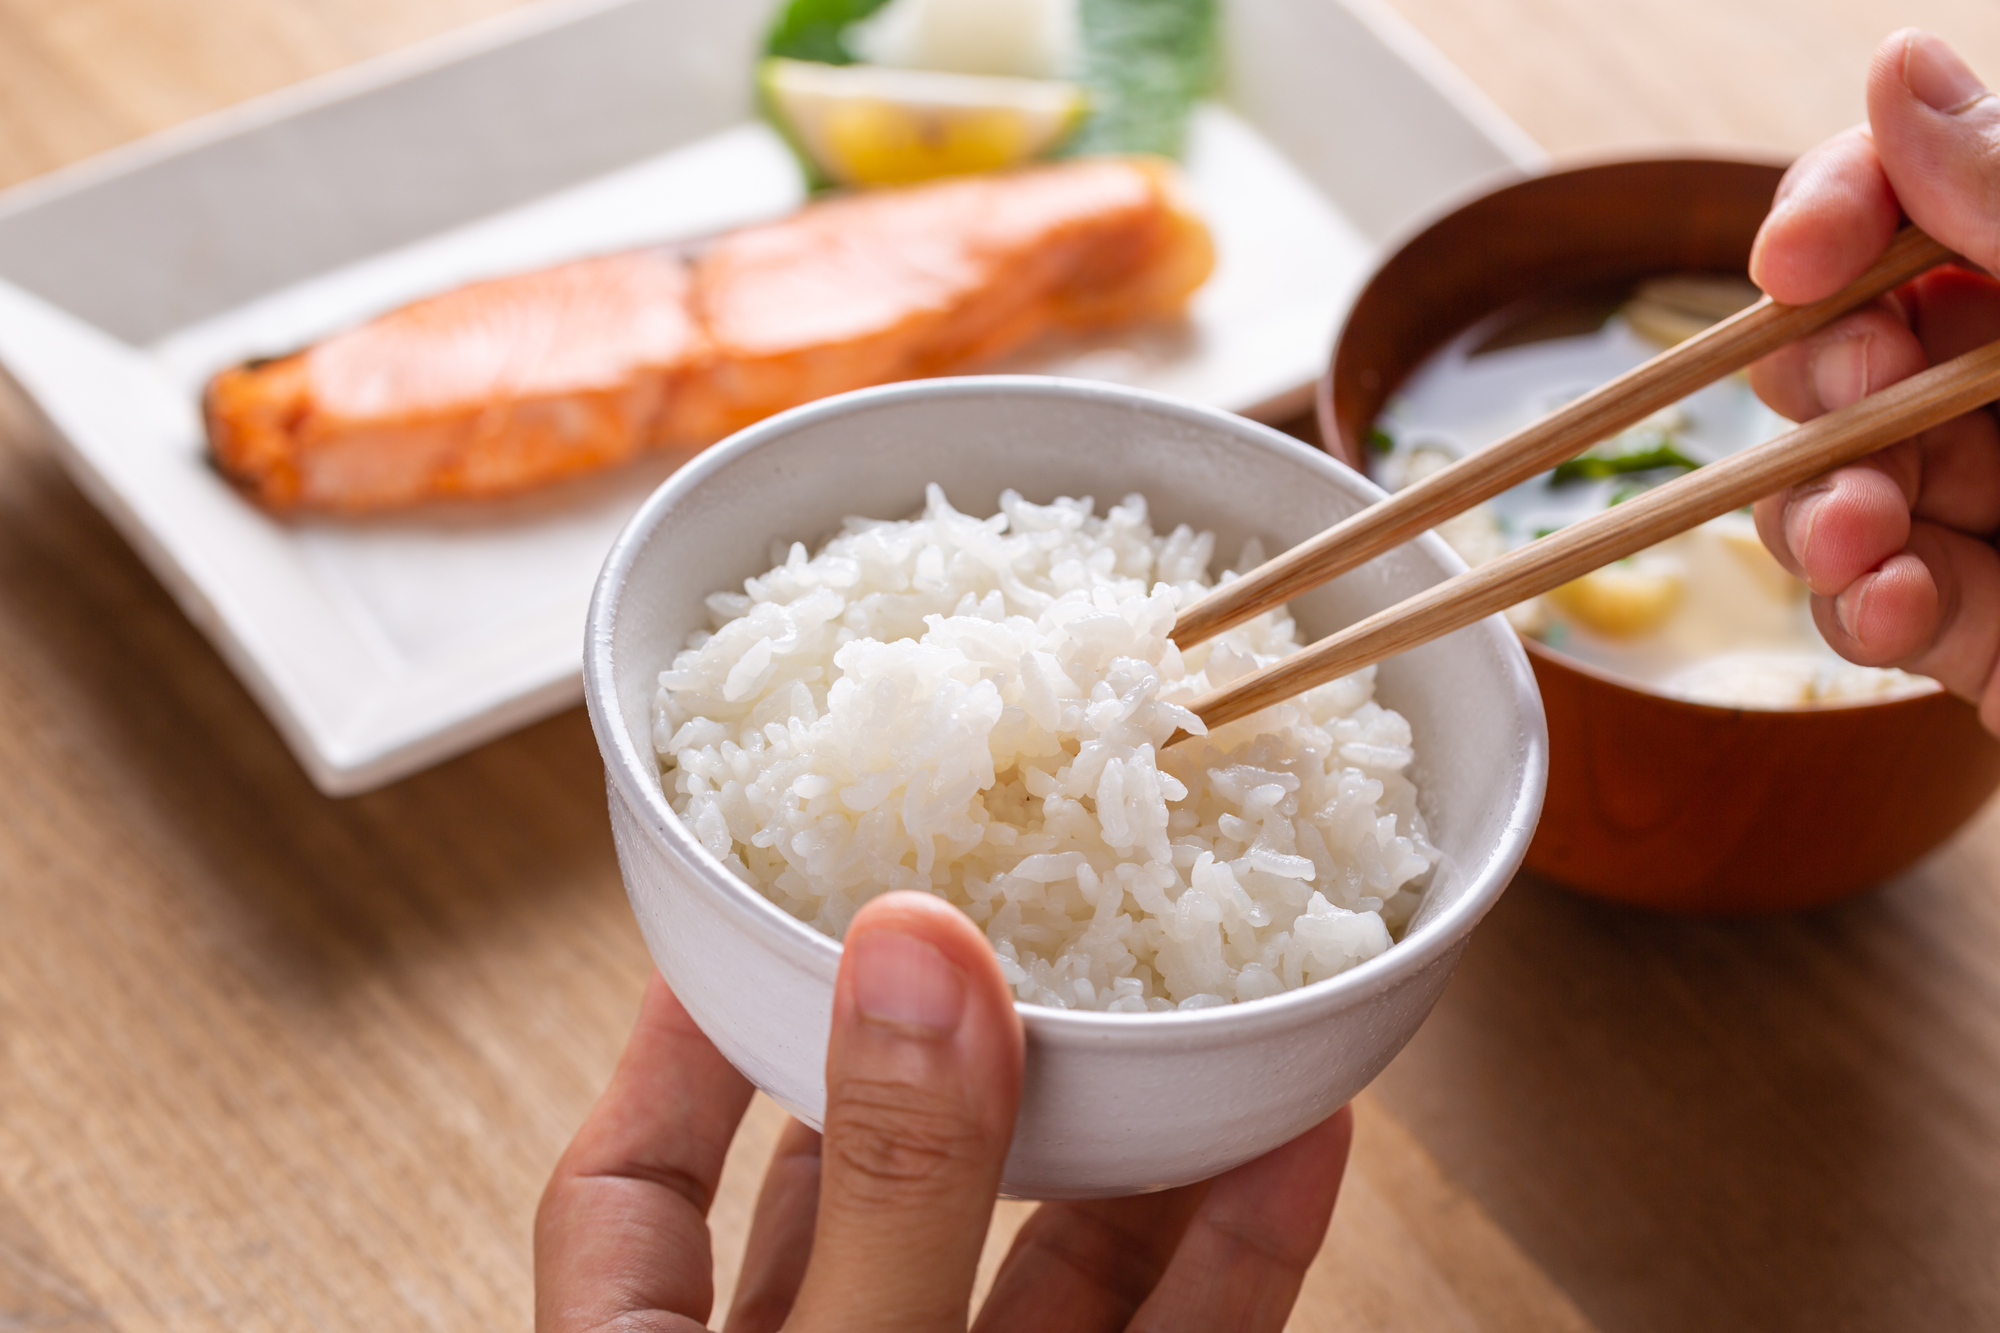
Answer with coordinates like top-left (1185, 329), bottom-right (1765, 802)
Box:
top-left (1386, 0), bottom-right (2000, 157)
top-left (1372, 802), bottom-right (2000, 1333)
top-left (2, 2), bottom-right (1999, 1331)
top-left (0, 0), bottom-right (524, 190)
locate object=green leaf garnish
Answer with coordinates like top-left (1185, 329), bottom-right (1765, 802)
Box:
top-left (764, 0), bottom-right (892, 64)
top-left (1365, 426), bottom-right (1395, 454)
top-left (1551, 441), bottom-right (1701, 486)
top-left (1059, 0), bottom-right (1219, 158)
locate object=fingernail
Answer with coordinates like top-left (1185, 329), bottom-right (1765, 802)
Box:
top-left (1835, 576), bottom-right (1867, 639)
top-left (1904, 30), bottom-right (1989, 113)
top-left (850, 930), bottom-right (966, 1036)
top-left (1768, 164), bottom-right (1802, 212)
top-left (1813, 336), bottom-right (1871, 409)
top-left (1748, 199), bottom-right (1791, 280)
top-left (1785, 485), bottom-right (1831, 570)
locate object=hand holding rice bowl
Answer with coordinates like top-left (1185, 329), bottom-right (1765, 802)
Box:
top-left (585, 378), bottom-right (1545, 1196)
top-left (655, 486), bottom-right (1436, 1012)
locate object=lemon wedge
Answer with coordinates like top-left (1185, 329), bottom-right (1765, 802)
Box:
top-left (761, 57), bottom-right (1087, 187)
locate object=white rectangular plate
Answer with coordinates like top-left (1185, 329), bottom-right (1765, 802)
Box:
top-left (0, 0), bottom-right (1538, 794)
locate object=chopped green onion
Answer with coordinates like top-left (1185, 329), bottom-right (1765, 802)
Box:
top-left (1365, 426), bottom-right (1395, 454)
top-left (1551, 441), bottom-right (1701, 486)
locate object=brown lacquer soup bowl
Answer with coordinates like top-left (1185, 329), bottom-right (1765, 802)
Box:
top-left (1318, 157), bottom-right (2000, 913)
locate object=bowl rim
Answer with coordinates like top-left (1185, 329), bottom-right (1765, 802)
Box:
top-left (1316, 152), bottom-right (1947, 718)
top-left (584, 375), bottom-right (1549, 1045)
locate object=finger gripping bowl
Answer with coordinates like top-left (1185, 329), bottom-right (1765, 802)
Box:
top-left (584, 377), bottom-right (1547, 1198)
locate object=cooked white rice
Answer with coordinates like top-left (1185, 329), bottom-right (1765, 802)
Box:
top-left (653, 486), bottom-right (1437, 1012)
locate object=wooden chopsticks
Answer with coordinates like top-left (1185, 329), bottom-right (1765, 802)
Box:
top-left (1170, 225), bottom-right (1954, 651)
top-left (1178, 336), bottom-right (2000, 736)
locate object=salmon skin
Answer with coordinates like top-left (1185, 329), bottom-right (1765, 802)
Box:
top-left (205, 156), bottom-right (1214, 513)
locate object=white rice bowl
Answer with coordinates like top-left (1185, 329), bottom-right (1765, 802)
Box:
top-left (653, 485), bottom-right (1438, 1013)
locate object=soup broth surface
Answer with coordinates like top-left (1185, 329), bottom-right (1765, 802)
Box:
top-left (1370, 290), bottom-right (1930, 708)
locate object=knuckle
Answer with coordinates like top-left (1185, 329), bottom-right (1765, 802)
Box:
top-left (822, 1076), bottom-right (982, 1205)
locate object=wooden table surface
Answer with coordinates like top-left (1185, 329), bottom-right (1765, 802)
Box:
top-left (5, 2), bottom-right (2000, 1330)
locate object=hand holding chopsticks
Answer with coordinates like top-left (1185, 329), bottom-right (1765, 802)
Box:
top-left (1170, 225), bottom-right (1982, 739)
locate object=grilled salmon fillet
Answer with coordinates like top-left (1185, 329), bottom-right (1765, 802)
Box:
top-left (205, 156), bottom-right (1213, 512)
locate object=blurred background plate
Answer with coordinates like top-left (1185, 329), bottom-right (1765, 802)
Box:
top-left (0, 0), bottom-right (1538, 794)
